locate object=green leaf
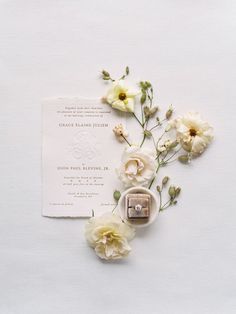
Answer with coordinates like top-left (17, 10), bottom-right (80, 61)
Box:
top-left (125, 66), bottom-right (129, 75)
top-left (178, 155), bottom-right (189, 164)
top-left (169, 141), bottom-right (179, 149)
top-left (144, 130), bottom-right (152, 138)
top-left (113, 190), bottom-right (121, 201)
top-left (102, 70), bottom-right (110, 77)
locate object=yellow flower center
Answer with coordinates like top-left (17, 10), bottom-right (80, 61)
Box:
top-left (103, 230), bottom-right (120, 242)
top-left (189, 128), bottom-right (197, 137)
top-left (119, 92), bottom-right (127, 101)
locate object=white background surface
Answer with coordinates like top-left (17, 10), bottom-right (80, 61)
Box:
top-left (0, 1), bottom-right (236, 313)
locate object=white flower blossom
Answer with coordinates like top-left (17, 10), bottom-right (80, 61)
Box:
top-left (118, 146), bottom-right (156, 187)
top-left (157, 139), bottom-right (176, 152)
top-left (106, 80), bottom-right (139, 112)
top-left (85, 213), bottom-right (135, 260)
top-left (170, 112), bottom-right (213, 155)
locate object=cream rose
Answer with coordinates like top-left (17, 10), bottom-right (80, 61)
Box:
top-left (118, 146), bottom-right (156, 187)
top-left (106, 80), bottom-right (139, 112)
top-left (170, 112), bottom-right (213, 155)
top-left (85, 213), bottom-right (135, 260)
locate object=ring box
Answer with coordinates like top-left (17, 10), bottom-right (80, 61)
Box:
top-left (125, 193), bottom-right (151, 220)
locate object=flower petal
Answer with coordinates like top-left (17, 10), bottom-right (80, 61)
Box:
top-left (125, 98), bottom-right (134, 112)
top-left (112, 100), bottom-right (127, 112)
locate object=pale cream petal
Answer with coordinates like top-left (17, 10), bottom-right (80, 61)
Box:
top-left (118, 146), bottom-right (156, 187)
top-left (126, 89), bottom-right (140, 97)
top-left (191, 135), bottom-right (206, 154)
top-left (106, 89), bottom-right (118, 104)
top-left (112, 100), bottom-right (127, 112)
top-left (125, 160), bottom-right (138, 176)
top-left (85, 213), bottom-right (134, 260)
top-left (125, 98), bottom-right (134, 112)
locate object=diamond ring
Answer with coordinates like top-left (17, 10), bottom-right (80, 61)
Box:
top-left (134, 204), bottom-right (142, 212)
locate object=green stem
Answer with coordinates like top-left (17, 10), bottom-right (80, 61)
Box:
top-left (121, 135), bottom-right (131, 147)
top-left (160, 199), bottom-right (172, 211)
top-left (164, 147), bottom-right (182, 163)
top-left (156, 161), bottom-right (162, 175)
top-left (148, 118), bottom-right (167, 132)
top-left (140, 133), bottom-right (146, 148)
top-left (112, 203), bottom-right (118, 213)
top-left (148, 176), bottom-right (155, 189)
top-left (158, 190), bottom-right (162, 211)
top-left (140, 103), bottom-right (144, 125)
top-left (140, 117), bottom-right (150, 147)
top-left (139, 85), bottom-right (154, 148)
top-left (132, 113), bottom-right (143, 128)
top-left (151, 134), bottom-right (157, 151)
top-left (165, 157), bottom-right (178, 164)
top-left (156, 131), bottom-right (166, 149)
top-left (148, 158), bottom-right (162, 189)
top-left (149, 123), bottom-right (160, 132)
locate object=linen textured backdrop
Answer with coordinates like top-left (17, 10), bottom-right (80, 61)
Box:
top-left (0, 1), bottom-right (236, 313)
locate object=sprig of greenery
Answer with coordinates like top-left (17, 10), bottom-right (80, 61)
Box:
top-left (120, 66), bottom-right (130, 80)
top-left (101, 66), bottom-right (130, 82)
top-left (101, 70), bottom-right (114, 82)
top-left (156, 178), bottom-right (181, 212)
top-left (138, 81), bottom-right (159, 147)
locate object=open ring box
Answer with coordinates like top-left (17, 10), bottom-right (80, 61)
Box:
top-left (118, 187), bottom-right (159, 228)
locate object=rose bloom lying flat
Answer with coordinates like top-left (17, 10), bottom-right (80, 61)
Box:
top-left (85, 67), bottom-right (214, 261)
top-left (85, 213), bottom-right (135, 260)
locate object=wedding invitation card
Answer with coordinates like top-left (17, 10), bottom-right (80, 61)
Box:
top-left (42, 98), bottom-right (124, 217)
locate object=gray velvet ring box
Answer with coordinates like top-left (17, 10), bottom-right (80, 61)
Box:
top-left (125, 193), bottom-right (151, 220)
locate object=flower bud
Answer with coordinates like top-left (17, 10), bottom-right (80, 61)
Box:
top-left (145, 81), bottom-right (151, 88)
top-left (102, 70), bottom-right (110, 77)
top-left (149, 106), bottom-right (159, 116)
top-left (113, 190), bottom-right (121, 201)
top-left (162, 176), bottom-right (169, 186)
top-left (166, 106), bottom-right (173, 119)
top-left (168, 186), bottom-right (176, 198)
top-left (169, 141), bottom-right (178, 149)
top-left (175, 187), bottom-right (181, 196)
top-left (157, 144), bottom-right (166, 153)
top-left (101, 97), bottom-right (108, 104)
top-left (178, 155), bottom-right (190, 164)
top-left (156, 185), bottom-right (161, 192)
top-left (140, 93), bottom-right (146, 104)
top-left (144, 106), bottom-right (150, 117)
top-left (113, 124), bottom-right (128, 142)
